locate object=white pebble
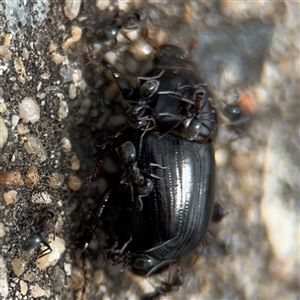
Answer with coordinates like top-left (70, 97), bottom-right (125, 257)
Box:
top-left (58, 100), bottom-right (69, 120)
top-left (63, 0), bottom-right (81, 20)
top-left (0, 117), bottom-right (8, 148)
top-left (19, 97), bottom-right (40, 123)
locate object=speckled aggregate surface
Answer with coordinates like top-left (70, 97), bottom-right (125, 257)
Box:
top-left (0, 1), bottom-right (299, 300)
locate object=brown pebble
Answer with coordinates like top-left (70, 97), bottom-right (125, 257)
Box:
top-left (70, 155), bottom-right (80, 171)
top-left (11, 258), bottom-right (27, 277)
top-left (68, 175), bottom-right (82, 191)
top-left (49, 172), bottom-right (64, 189)
top-left (70, 266), bottom-right (84, 290)
top-left (25, 166), bottom-right (39, 188)
top-left (0, 171), bottom-right (24, 186)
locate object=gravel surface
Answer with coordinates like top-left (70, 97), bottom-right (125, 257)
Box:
top-left (0, 1), bottom-right (299, 300)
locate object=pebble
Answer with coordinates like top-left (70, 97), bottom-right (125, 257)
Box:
top-left (17, 123), bottom-right (30, 134)
top-left (127, 40), bottom-right (153, 61)
top-left (61, 26), bottom-right (82, 50)
top-left (78, 98), bottom-right (91, 115)
top-left (11, 258), bottom-right (27, 277)
top-left (72, 69), bottom-right (82, 83)
top-left (0, 45), bottom-right (12, 62)
top-left (3, 190), bottom-right (18, 205)
top-left (25, 166), bottom-right (39, 188)
top-left (68, 175), bottom-right (82, 191)
top-left (51, 52), bottom-right (65, 65)
top-left (0, 256), bottom-right (8, 298)
top-left (0, 100), bottom-right (7, 113)
top-left (59, 65), bottom-right (73, 84)
top-left (70, 155), bottom-right (80, 171)
top-left (14, 57), bottom-right (26, 85)
top-left (49, 172), bottom-right (65, 189)
top-left (31, 283), bottom-right (51, 298)
top-left (68, 83), bottom-right (77, 99)
top-left (36, 237), bottom-right (66, 270)
top-left (63, 0), bottom-right (81, 20)
top-left (95, 0), bottom-right (111, 11)
top-left (58, 100), bottom-right (69, 120)
top-left (11, 115), bottom-right (20, 128)
top-left (0, 171), bottom-right (24, 186)
top-left (19, 280), bottom-right (28, 295)
top-left (31, 192), bottom-right (53, 204)
top-left (261, 119), bottom-right (299, 266)
top-left (0, 222), bottom-right (5, 237)
top-left (24, 136), bottom-right (47, 163)
top-left (60, 137), bottom-right (72, 152)
top-left (0, 117), bottom-right (8, 148)
top-left (70, 266), bottom-right (84, 290)
top-left (19, 97), bottom-right (40, 124)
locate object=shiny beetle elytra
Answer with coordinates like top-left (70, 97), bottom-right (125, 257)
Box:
top-left (83, 44), bottom-right (226, 298)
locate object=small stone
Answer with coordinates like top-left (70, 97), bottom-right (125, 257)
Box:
top-left (0, 101), bottom-right (7, 113)
top-left (70, 266), bottom-right (84, 290)
top-left (0, 45), bottom-right (12, 62)
top-left (24, 136), bottom-right (47, 163)
top-left (23, 270), bottom-right (37, 282)
top-left (0, 222), bottom-right (5, 237)
top-left (52, 266), bottom-right (66, 292)
top-left (32, 192), bottom-right (52, 204)
top-left (0, 171), bottom-right (24, 186)
top-left (72, 69), bottom-right (82, 84)
top-left (48, 41), bottom-right (57, 53)
top-left (19, 280), bottom-right (28, 295)
top-left (11, 115), bottom-right (20, 128)
top-left (64, 0), bottom-right (81, 20)
top-left (14, 57), bottom-right (26, 85)
top-left (51, 52), bottom-right (65, 65)
top-left (11, 258), bottom-right (27, 277)
top-left (40, 73), bottom-right (50, 80)
top-left (95, 0), bottom-right (110, 10)
top-left (68, 175), bottom-right (82, 191)
top-left (103, 51), bottom-right (117, 65)
top-left (36, 237), bottom-right (66, 270)
top-left (128, 40), bottom-right (153, 62)
top-left (0, 117), bottom-right (8, 148)
top-left (19, 97), bottom-right (40, 124)
top-left (61, 26), bottom-right (82, 50)
top-left (49, 172), bottom-right (64, 189)
top-left (68, 83), bottom-right (77, 99)
top-left (58, 100), bottom-right (69, 120)
top-left (61, 137), bottom-right (72, 152)
top-left (3, 190), bottom-right (18, 204)
top-left (17, 124), bottom-right (30, 134)
top-left (93, 269), bottom-right (104, 286)
top-left (31, 283), bottom-right (51, 298)
top-left (0, 256), bottom-right (8, 298)
top-left (59, 65), bottom-right (73, 84)
top-left (25, 166), bottom-right (39, 188)
top-left (78, 98), bottom-right (92, 115)
top-left (70, 155), bottom-right (80, 171)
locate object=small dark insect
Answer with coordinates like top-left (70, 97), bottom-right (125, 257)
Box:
top-left (82, 44), bottom-right (236, 298)
top-left (22, 206), bottom-right (56, 258)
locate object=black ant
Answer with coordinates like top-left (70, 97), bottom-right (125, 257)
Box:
top-left (22, 206), bottom-right (56, 258)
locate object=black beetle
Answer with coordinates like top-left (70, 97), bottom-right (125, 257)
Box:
top-left (22, 206), bottom-right (56, 258)
top-left (83, 44), bottom-right (226, 298)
